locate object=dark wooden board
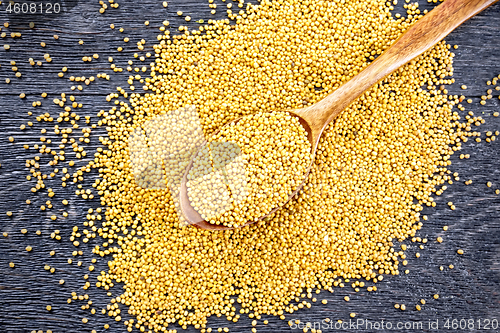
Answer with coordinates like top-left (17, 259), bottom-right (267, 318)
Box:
top-left (0, 0), bottom-right (499, 332)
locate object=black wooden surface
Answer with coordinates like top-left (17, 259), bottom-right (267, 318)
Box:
top-left (0, 1), bottom-right (499, 332)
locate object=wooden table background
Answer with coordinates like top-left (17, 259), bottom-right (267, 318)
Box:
top-left (0, 0), bottom-right (499, 332)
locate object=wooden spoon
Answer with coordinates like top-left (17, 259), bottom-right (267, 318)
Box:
top-left (180, 0), bottom-right (498, 231)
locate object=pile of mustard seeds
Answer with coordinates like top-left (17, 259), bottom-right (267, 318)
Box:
top-left (3, 0), bottom-right (494, 332)
top-left (87, 1), bottom-right (483, 331)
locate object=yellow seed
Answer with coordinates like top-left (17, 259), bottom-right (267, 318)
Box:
top-left (457, 249), bottom-right (464, 255)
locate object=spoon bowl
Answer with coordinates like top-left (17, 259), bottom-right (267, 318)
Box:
top-left (179, 110), bottom-right (317, 231)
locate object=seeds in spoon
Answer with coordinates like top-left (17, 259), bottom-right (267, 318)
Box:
top-left (187, 111), bottom-right (312, 228)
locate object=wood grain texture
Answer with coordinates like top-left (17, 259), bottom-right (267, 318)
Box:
top-left (0, 1), bottom-right (499, 333)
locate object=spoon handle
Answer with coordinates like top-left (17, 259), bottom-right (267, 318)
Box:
top-left (300, 0), bottom-right (498, 142)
